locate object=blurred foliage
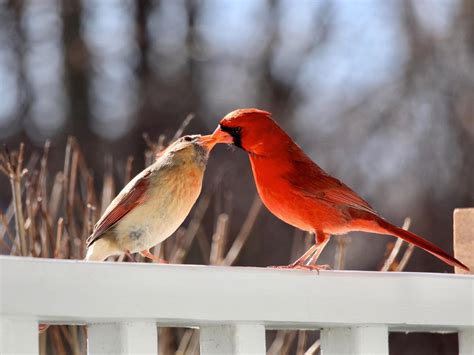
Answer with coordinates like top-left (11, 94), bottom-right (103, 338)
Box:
top-left (0, 0), bottom-right (473, 354)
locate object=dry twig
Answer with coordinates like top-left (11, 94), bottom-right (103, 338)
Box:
top-left (304, 339), bottom-right (320, 355)
top-left (396, 243), bottom-right (416, 271)
top-left (1, 144), bottom-right (28, 255)
top-left (222, 195), bottom-right (262, 266)
top-left (380, 217), bottom-right (411, 271)
top-left (171, 113), bottom-right (195, 142)
top-left (210, 213), bottom-right (229, 265)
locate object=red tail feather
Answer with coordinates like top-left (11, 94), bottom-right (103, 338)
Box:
top-left (376, 218), bottom-right (469, 271)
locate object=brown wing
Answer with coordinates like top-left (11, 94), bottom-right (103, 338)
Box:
top-left (86, 169), bottom-right (152, 247)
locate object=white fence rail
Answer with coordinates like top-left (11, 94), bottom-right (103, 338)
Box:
top-left (0, 256), bottom-right (473, 354)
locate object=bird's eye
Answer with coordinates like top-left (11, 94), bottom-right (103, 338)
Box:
top-left (183, 136), bottom-right (193, 142)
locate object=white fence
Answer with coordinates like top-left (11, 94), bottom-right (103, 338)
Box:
top-left (0, 256), bottom-right (473, 354)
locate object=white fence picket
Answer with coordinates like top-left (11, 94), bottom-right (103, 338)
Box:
top-left (0, 317), bottom-right (38, 355)
top-left (320, 326), bottom-right (389, 355)
top-left (453, 208), bottom-right (473, 273)
top-left (87, 322), bottom-right (157, 355)
top-left (459, 329), bottom-right (473, 355)
top-left (200, 324), bottom-right (265, 355)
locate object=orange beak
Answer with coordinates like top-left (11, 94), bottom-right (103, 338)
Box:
top-left (211, 126), bottom-right (234, 144)
top-left (196, 134), bottom-right (218, 150)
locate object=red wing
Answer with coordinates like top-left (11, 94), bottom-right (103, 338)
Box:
top-left (86, 169), bottom-right (152, 247)
top-left (313, 174), bottom-right (376, 214)
top-left (288, 156), bottom-right (377, 215)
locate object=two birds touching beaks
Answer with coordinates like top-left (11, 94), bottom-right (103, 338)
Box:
top-left (85, 108), bottom-right (469, 272)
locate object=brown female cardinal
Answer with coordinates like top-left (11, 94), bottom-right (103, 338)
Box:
top-left (85, 134), bottom-right (217, 261)
top-left (211, 108), bottom-right (469, 271)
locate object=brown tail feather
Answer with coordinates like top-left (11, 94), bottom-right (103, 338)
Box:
top-left (375, 218), bottom-right (469, 271)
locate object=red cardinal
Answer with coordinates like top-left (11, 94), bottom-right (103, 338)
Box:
top-left (211, 108), bottom-right (469, 271)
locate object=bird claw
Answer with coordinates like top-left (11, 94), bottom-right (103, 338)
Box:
top-left (139, 249), bottom-right (168, 263)
top-left (268, 263), bottom-right (331, 273)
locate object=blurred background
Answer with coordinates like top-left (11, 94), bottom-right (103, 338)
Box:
top-left (0, 0), bottom-right (472, 354)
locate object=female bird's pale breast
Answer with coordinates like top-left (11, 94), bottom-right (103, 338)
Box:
top-left (115, 163), bottom-right (204, 253)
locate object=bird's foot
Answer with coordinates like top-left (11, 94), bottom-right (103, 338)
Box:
top-left (39, 324), bottom-right (49, 333)
top-left (297, 264), bottom-right (331, 272)
top-left (268, 263), bottom-right (331, 273)
top-left (139, 249), bottom-right (168, 263)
